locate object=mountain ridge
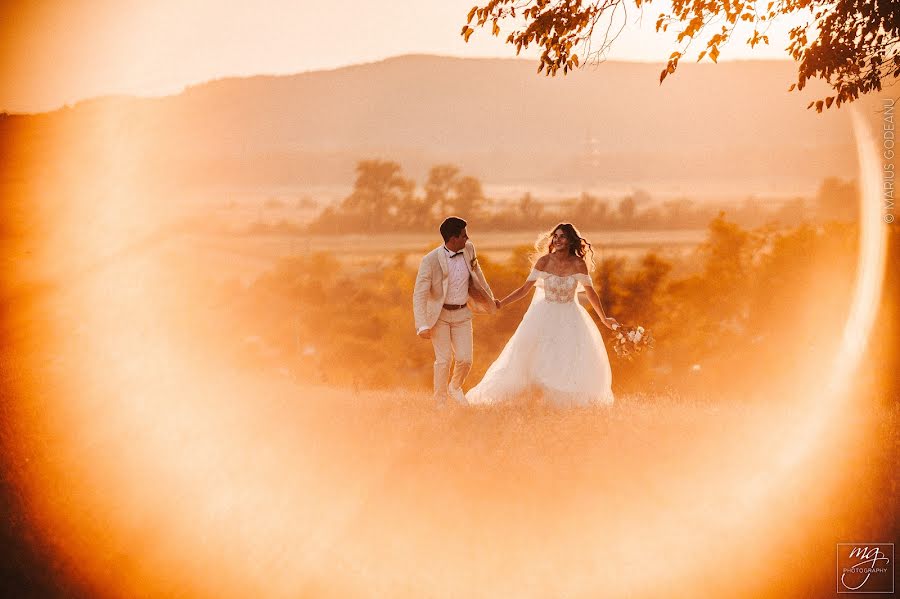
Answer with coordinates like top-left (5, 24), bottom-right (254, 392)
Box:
top-left (0, 54), bottom-right (874, 202)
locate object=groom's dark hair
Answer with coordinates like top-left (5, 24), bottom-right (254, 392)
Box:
top-left (439, 217), bottom-right (467, 242)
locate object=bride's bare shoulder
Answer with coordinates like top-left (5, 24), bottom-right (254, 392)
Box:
top-left (535, 254), bottom-right (551, 270)
top-left (574, 257), bottom-right (590, 274)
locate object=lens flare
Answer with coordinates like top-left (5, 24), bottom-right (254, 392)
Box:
top-left (2, 99), bottom-right (893, 599)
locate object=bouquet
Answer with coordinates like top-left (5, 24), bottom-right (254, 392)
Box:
top-left (610, 323), bottom-right (654, 360)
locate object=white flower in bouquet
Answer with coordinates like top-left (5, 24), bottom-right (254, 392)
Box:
top-left (609, 322), bottom-right (654, 360)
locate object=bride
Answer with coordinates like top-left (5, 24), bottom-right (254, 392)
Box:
top-left (466, 223), bottom-right (618, 407)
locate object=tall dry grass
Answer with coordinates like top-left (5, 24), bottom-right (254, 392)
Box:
top-left (3, 324), bottom-right (896, 599)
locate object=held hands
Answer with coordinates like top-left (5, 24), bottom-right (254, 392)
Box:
top-left (418, 328), bottom-right (432, 340)
top-left (494, 298), bottom-right (503, 310)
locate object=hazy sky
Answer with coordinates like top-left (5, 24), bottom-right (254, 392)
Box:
top-left (0, 0), bottom-right (798, 113)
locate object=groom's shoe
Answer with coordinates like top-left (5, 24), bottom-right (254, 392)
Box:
top-left (448, 386), bottom-right (468, 406)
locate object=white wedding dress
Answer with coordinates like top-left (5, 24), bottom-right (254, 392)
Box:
top-left (466, 268), bottom-right (615, 407)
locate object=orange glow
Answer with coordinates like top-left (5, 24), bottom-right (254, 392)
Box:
top-left (3, 110), bottom-right (894, 598)
top-left (1, 16), bottom-right (895, 599)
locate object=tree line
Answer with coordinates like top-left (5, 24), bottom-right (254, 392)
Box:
top-left (297, 159), bottom-right (859, 234)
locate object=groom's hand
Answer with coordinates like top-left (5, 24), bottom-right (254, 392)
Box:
top-left (418, 328), bottom-right (432, 340)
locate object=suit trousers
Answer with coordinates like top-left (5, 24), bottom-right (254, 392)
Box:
top-left (430, 306), bottom-right (473, 405)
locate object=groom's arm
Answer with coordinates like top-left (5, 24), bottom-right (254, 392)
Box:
top-left (466, 241), bottom-right (498, 309)
top-left (413, 256), bottom-right (432, 336)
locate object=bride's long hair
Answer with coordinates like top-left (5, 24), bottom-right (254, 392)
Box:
top-left (532, 222), bottom-right (595, 270)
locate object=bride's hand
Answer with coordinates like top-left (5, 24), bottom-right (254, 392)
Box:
top-left (604, 317), bottom-right (619, 330)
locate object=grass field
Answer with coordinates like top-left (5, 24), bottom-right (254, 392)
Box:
top-left (3, 344), bottom-right (896, 598)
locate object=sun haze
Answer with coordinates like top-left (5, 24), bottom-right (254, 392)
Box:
top-left (0, 0), bottom-right (799, 113)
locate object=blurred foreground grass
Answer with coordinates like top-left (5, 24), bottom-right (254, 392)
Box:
top-left (2, 346), bottom-right (896, 598)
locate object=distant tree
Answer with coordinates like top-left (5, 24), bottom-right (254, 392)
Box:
top-left (632, 189), bottom-right (653, 207)
top-left (461, 0), bottom-right (900, 111)
top-left (594, 255), bottom-right (627, 322)
top-left (396, 193), bottom-right (434, 229)
top-left (638, 206), bottom-right (664, 227)
top-left (815, 177), bottom-right (859, 222)
top-left (698, 211), bottom-right (763, 323)
top-left (309, 161), bottom-right (491, 232)
top-left (773, 197), bottom-right (808, 226)
top-left (593, 197), bottom-right (610, 225)
top-left (661, 212), bottom-right (765, 379)
top-left (565, 192), bottom-right (610, 227)
top-left (341, 160), bottom-right (415, 232)
top-left (621, 252), bottom-right (672, 326)
top-left (662, 198), bottom-right (695, 224)
top-left (424, 164), bottom-right (487, 219)
top-left (425, 164), bottom-right (462, 215)
top-left (518, 192), bottom-right (544, 223)
top-left (734, 197), bottom-right (769, 228)
top-left (453, 175), bottom-right (487, 219)
top-left (618, 196), bottom-right (636, 223)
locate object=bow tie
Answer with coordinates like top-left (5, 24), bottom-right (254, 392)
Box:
top-left (446, 250), bottom-right (463, 258)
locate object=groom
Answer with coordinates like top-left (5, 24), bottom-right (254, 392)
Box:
top-left (414, 217), bottom-right (498, 407)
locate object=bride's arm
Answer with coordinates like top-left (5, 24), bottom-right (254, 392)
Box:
top-left (583, 285), bottom-right (618, 329)
top-left (498, 279), bottom-right (536, 308)
top-left (577, 261), bottom-right (618, 329)
top-left (498, 255), bottom-right (549, 308)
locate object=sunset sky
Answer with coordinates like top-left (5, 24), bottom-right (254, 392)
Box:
top-left (1, 0), bottom-right (801, 113)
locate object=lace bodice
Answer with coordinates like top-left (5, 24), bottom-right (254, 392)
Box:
top-left (527, 268), bottom-right (593, 303)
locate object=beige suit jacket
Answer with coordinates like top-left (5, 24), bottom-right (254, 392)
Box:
top-left (413, 241), bottom-right (497, 332)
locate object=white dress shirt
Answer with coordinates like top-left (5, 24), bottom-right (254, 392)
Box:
top-left (444, 245), bottom-right (470, 305)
